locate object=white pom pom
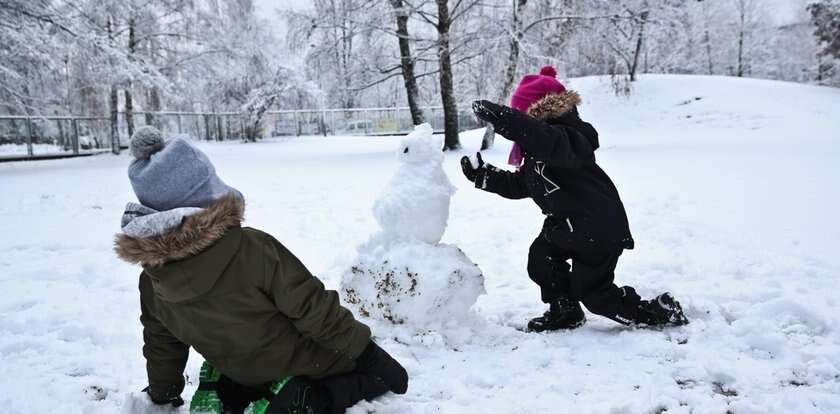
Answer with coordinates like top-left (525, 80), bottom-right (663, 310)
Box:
top-left (130, 126), bottom-right (164, 160)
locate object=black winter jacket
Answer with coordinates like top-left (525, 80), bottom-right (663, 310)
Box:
top-left (475, 91), bottom-right (634, 251)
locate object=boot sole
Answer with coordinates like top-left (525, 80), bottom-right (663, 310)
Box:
top-left (524, 316), bottom-right (586, 333)
top-left (658, 293), bottom-right (690, 326)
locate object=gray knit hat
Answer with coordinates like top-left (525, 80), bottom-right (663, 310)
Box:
top-left (128, 126), bottom-right (242, 211)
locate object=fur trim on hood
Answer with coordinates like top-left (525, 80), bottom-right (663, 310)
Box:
top-left (114, 194), bottom-right (244, 267)
top-left (526, 90), bottom-right (582, 120)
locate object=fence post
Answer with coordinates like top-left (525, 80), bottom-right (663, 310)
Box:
top-left (25, 117), bottom-right (34, 157)
top-left (214, 114), bottom-right (219, 141)
top-left (203, 114), bottom-right (211, 141)
top-left (177, 114), bottom-right (182, 135)
top-left (72, 118), bottom-right (80, 155)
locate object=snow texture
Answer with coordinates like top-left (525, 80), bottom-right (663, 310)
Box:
top-left (120, 392), bottom-right (177, 414)
top-left (342, 123), bottom-right (485, 329)
top-left (1, 76), bottom-right (839, 413)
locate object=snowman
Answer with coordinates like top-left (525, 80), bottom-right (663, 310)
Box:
top-left (342, 124), bottom-right (485, 329)
top-left (372, 123), bottom-right (455, 245)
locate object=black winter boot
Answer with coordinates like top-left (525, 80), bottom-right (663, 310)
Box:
top-left (527, 297), bottom-right (586, 332)
top-left (266, 377), bottom-right (330, 414)
top-left (635, 292), bottom-right (689, 327)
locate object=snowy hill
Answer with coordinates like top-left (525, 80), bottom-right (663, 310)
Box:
top-left (1, 75), bottom-right (839, 413)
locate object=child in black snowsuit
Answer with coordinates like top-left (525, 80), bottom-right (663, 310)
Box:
top-left (461, 66), bottom-right (688, 332)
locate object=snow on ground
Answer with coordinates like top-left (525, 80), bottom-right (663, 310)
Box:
top-left (0, 143), bottom-right (72, 157)
top-left (1, 75), bottom-right (839, 413)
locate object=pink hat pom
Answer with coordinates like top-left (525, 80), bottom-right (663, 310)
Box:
top-left (539, 66), bottom-right (557, 78)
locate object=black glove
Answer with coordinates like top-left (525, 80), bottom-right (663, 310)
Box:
top-left (472, 100), bottom-right (504, 124)
top-left (472, 100), bottom-right (517, 141)
top-left (460, 152), bottom-right (485, 182)
top-left (355, 341), bottom-right (408, 394)
top-left (143, 385), bottom-right (185, 408)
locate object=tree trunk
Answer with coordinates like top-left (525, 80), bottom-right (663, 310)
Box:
top-left (737, 29), bottom-right (745, 77)
top-left (339, 4), bottom-right (355, 109)
top-left (107, 17), bottom-right (120, 155)
top-left (125, 89), bottom-right (134, 138)
top-left (629, 10), bottom-right (649, 82)
top-left (204, 114), bottom-right (212, 141)
top-left (110, 85), bottom-right (119, 154)
top-left (125, 18), bottom-right (136, 139)
top-left (436, 0), bottom-right (461, 151)
top-left (146, 86), bottom-right (161, 127)
top-left (390, 0), bottom-right (424, 126)
top-left (737, 1), bottom-right (746, 77)
top-left (145, 36), bottom-right (162, 128)
top-left (704, 29), bottom-right (714, 75)
top-left (482, 0), bottom-right (527, 151)
top-left (217, 113), bottom-right (224, 141)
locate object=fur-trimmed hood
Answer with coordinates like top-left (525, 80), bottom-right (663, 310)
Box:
top-left (115, 194), bottom-right (244, 268)
top-left (525, 89), bottom-right (599, 151)
top-left (526, 90), bottom-right (582, 120)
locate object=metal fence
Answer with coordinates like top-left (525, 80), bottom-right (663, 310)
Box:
top-left (0, 106), bottom-right (481, 161)
top-left (0, 115), bottom-right (112, 160)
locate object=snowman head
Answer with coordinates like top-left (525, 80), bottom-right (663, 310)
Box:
top-left (398, 123), bottom-right (442, 165)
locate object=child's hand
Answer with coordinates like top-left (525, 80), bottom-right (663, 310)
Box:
top-left (473, 100), bottom-right (518, 140)
top-left (472, 100), bottom-right (504, 124)
top-left (355, 341), bottom-right (409, 394)
top-left (460, 152), bottom-right (485, 182)
top-left (142, 385), bottom-right (184, 408)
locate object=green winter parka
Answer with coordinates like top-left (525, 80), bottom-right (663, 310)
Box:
top-left (115, 194), bottom-right (370, 399)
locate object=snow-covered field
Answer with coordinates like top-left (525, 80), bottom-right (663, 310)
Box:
top-left (1, 75), bottom-right (839, 413)
top-left (0, 143), bottom-right (72, 157)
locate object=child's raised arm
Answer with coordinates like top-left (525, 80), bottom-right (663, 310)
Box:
top-left (473, 100), bottom-right (596, 168)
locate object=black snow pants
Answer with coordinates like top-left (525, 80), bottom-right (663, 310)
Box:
top-left (220, 371), bottom-right (388, 414)
top-left (527, 233), bottom-right (642, 324)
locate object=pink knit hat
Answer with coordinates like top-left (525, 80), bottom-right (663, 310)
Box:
top-left (508, 66), bottom-right (566, 166)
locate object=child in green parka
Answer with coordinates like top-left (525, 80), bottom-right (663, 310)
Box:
top-left (116, 127), bottom-right (407, 414)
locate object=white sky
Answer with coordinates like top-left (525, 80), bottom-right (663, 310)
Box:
top-left (253, 0), bottom-right (312, 61)
top-left (768, 0), bottom-right (811, 25)
top-left (254, 0), bottom-right (311, 18)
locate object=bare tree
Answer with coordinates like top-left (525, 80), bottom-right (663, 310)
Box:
top-left (809, 0), bottom-right (840, 85)
top-left (390, 0), bottom-right (425, 125)
top-left (125, 17), bottom-right (136, 139)
top-left (735, 0), bottom-right (749, 77)
top-left (107, 16), bottom-right (120, 153)
top-left (481, 0), bottom-right (527, 151)
top-left (434, 0), bottom-right (460, 150)
top-left (596, 2), bottom-right (651, 83)
top-left (405, 0), bottom-right (482, 150)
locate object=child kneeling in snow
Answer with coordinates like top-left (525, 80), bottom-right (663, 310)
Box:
top-left (115, 127), bottom-right (407, 413)
top-left (461, 66), bottom-right (689, 332)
